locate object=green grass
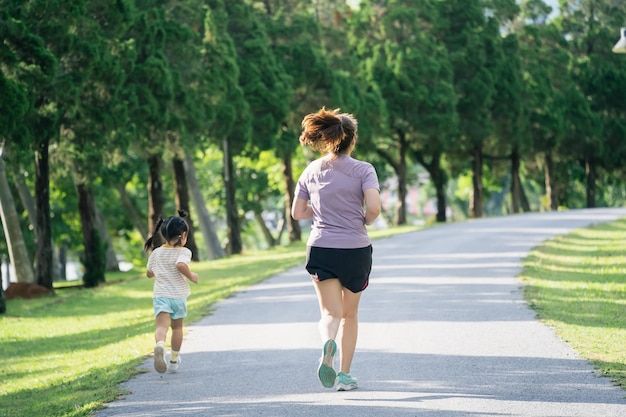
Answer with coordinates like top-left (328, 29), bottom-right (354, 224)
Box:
top-left (0, 225), bottom-right (420, 417)
top-left (520, 217), bottom-right (626, 388)
top-left (10, 218), bottom-right (624, 417)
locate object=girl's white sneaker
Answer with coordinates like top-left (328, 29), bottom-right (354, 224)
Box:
top-left (168, 355), bottom-right (181, 373)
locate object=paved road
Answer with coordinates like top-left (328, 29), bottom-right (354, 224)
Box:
top-left (97, 208), bottom-right (626, 417)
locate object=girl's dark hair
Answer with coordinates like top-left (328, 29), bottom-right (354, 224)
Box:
top-left (299, 107), bottom-right (358, 154)
top-left (143, 210), bottom-right (190, 253)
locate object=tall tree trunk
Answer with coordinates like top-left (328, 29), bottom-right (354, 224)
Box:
top-left (13, 162), bottom-right (62, 279)
top-left (95, 208), bottom-right (119, 272)
top-left (147, 154), bottom-right (164, 247)
top-left (510, 148), bottom-right (521, 214)
top-left (254, 210), bottom-right (277, 247)
top-left (394, 130), bottom-right (409, 225)
top-left (223, 138), bottom-right (242, 255)
top-left (585, 159), bottom-right (596, 208)
top-left (0, 145), bottom-right (35, 284)
top-left (520, 180), bottom-right (531, 212)
top-left (77, 183), bottom-right (106, 287)
top-left (173, 157), bottom-right (199, 261)
top-left (183, 151), bottom-right (225, 260)
top-left (376, 134), bottom-right (408, 226)
top-left (412, 148), bottom-right (446, 222)
top-left (35, 138), bottom-right (53, 289)
top-left (430, 152), bottom-right (447, 223)
top-left (58, 246), bottom-right (67, 280)
top-left (115, 183), bottom-right (148, 240)
top-left (12, 165), bottom-right (37, 227)
top-left (544, 153), bottom-right (558, 211)
top-left (470, 145), bottom-right (483, 218)
top-left (395, 163), bottom-right (407, 225)
top-left (281, 152), bottom-right (301, 242)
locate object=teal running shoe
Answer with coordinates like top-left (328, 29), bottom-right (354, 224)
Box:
top-left (335, 372), bottom-right (358, 391)
top-left (317, 339), bottom-right (337, 388)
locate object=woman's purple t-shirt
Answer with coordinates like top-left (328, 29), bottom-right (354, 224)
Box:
top-left (294, 154), bottom-right (380, 249)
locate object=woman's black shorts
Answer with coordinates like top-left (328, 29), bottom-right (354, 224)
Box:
top-left (305, 245), bottom-right (373, 293)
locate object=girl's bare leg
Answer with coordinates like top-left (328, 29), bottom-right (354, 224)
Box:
top-left (155, 312), bottom-right (170, 343)
top-left (154, 313), bottom-right (170, 373)
top-left (170, 318), bottom-right (184, 351)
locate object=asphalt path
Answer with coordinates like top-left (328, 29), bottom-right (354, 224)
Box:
top-left (96, 208), bottom-right (626, 417)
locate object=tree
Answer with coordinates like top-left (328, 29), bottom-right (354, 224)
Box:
top-left (201, 0), bottom-right (248, 255)
top-left (236, 151), bottom-right (286, 248)
top-left (0, 76), bottom-right (35, 285)
top-left (516, 5), bottom-right (573, 210)
top-left (184, 151), bottom-right (225, 260)
top-left (262, 5), bottom-right (334, 242)
top-left (438, 0), bottom-right (498, 218)
top-left (121, 4), bottom-right (176, 243)
top-left (350, 0), bottom-right (456, 224)
top-left (222, 1), bottom-right (291, 253)
top-left (159, 0), bottom-right (221, 261)
top-left (1, 2), bottom-right (59, 289)
top-left (58, 1), bottom-right (131, 286)
top-left (559, 0), bottom-right (626, 207)
top-left (488, 33), bottom-right (530, 213)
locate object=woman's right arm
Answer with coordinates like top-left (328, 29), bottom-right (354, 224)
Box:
top-left (291, 197), bottom-right (313, 220)
top-left (364, 188), bottom-right (381, 226)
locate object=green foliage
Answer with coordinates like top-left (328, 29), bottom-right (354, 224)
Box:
top-left (443, 1), bottom-right (496, 147)
top-left (3, 0), bottom-right (626, 280)
top-left (236, 150), bottom-right (283, 212)
top-left (264, 7), bottom-right (341, 168)
top-left (224, 1), bottom-right (290, 153)
top-left (0, 8), bottom-right (58, 147)
top-left (490, 33), bottom-right (525, 151)
top-left (0, 76), bottom-right (27, 138)
top-left (203, 0), bottom-right (247, 142)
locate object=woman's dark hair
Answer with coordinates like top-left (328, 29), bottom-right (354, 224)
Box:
top-left (143, 210), bottom-right (190, 253)
top-left (299, 107), bottom-right (358, 154)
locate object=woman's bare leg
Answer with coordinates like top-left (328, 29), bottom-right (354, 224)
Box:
top-left (338, 288), bottom-right (362, 374)
top-left (312, 279), bottom-right (343, 342)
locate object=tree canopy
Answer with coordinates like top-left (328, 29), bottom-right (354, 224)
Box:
top-left (2, 0), bottom-right (626, 290)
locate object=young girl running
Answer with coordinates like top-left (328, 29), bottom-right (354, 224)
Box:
top-left (144, 211), bottom-right (198, 373)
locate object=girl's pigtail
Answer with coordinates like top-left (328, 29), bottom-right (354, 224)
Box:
top-left (144, 217), bottom-right (164, 253)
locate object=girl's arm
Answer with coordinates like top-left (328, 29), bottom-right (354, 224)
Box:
top-left (176, 262), bottom-right (199, 284)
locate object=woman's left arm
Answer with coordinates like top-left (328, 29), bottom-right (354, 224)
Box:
top-left (364, 188), bottom-right (381, 225)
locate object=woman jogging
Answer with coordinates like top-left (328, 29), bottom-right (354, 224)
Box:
top-left (291, 107), bottom-right (381, 391)
top-left (144, 211), bottom-right (198, 373)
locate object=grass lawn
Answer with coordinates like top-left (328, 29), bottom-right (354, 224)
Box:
top-left (4, 219), bottom-right (625, 417)
top-left (0, 226), bottom-right (419, 417)
top-left (520, 217), bottom-right (626, 389)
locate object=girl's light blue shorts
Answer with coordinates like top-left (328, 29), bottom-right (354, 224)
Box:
top-left (153, 297), bottom-right (188, 319)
